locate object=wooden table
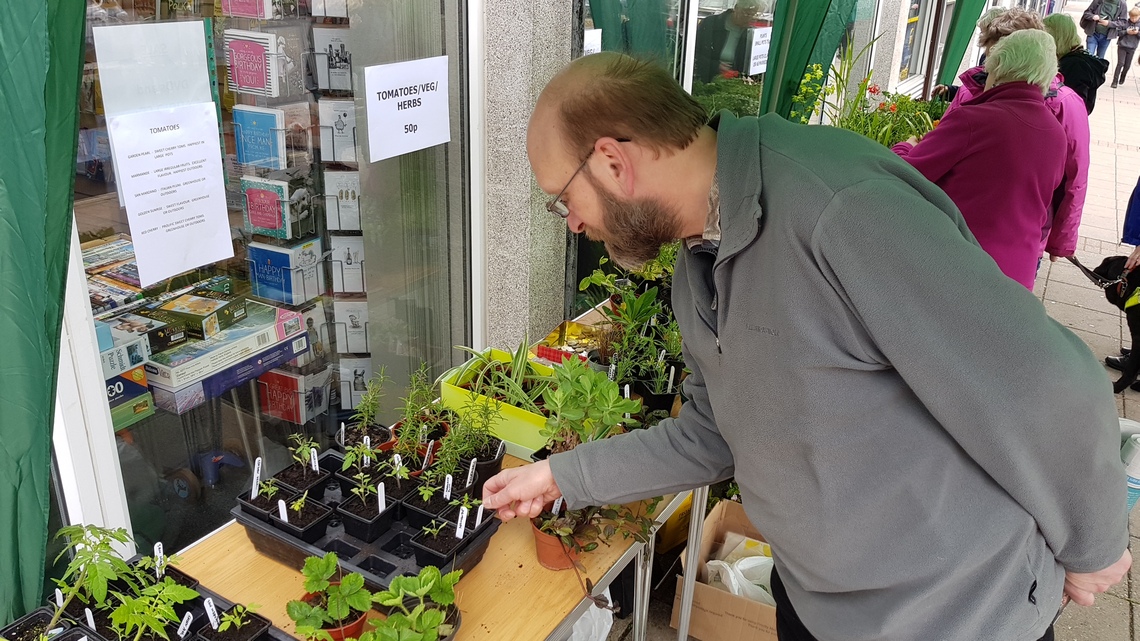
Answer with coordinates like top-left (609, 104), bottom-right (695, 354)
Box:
top-left (175, 456), bottom-right (690, 641)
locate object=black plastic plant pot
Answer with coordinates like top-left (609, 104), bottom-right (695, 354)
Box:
top-left (0, 607), bottom-right (70, 641)
top-left (633, 382), bottom-right (677, 414)
top-left (236, 490), bottom-right (279, 523)
top-left (194, 609), bottom-right (272, 641)
top-left (269, 496), bottom-right (334, 544)
top-left (272, 463), bottom-right (332, 500)
top-left (401, 500), bottom-right (449, 531)
top-left (407, 522), bottom-right (462, 569)
top-left (163, 566), bottom-right (200, 590)
top-left (53, 629), bottom-right (101, 641)
top-left (335, 495), bottom-right (397, 543)
top-left (471, 441), bottom-right (505, 498)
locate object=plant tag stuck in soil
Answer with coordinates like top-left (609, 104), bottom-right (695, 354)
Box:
top-left (338, 422), bottom-right (345, 447)
top-left (466, 458), bottom-right (477, 488)
top-left (377, 482), bottom-right (386, 513)
top-left (78, 636), bottom-right (88, 641)
top-left (251, 457), bottom-right (263, 500)
top-left (154, 542), bottom-right (165, 578)
top-left (475, 504), bottom-right (485, 528)
top-left (363, 436), bottom-right (371, 467)
top-left (658, 349), bottom-right (666, 362)
top-left (668, 366), bottom-right (675, 393)
top-left (178, 613), bottom-right (194, 639)
top-left (624, 384), bottom-right (630, 399)
top-left (85, 608), bottom-right (96, 629)
top-left (608, 363), bottom-right (616, 380)
top-left (553, 497), bottom-right (563, 514)
top-left (496, 440), bottom-right (506, 459)
top-left (55, 588), bottom-right (63, 608)
top-left (393, 454), bottom-right (403, 471)
top-left (278, 499), bottom-right (289, 523)
top-left (422, 441), bottom-right (434, 471)
top-left (309, 448), bottom-right (320, 472)
top-left (444, 474), bottom-right (453, 500)
top-left (419, 425), bottom-right (428, 444)
top-left (204, 598), bottom-right (220, 630)
top-left (456, 506), bottom-right (469, 539)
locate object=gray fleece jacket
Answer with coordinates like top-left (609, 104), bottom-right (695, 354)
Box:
top-left (549, 112), bottom-right (1128, 641)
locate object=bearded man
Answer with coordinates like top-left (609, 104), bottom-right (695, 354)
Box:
top-left (483, 52), bottom-right (1129, 641)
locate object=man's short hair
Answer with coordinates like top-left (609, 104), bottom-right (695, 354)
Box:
top-left (978, 7), bottom-right (1045, 49)
top-left (985, 29), bottom-right (1058, 94)
top-left (558, 53), bottom-right (709, 161)
top-left (1042, 13), bottom-right (1083, 58)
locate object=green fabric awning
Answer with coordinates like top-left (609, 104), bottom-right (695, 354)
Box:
top-left (937, 0), bottom-right (988, 86)
top-left (0, 0), bottom-right (84, 623)
top-left (760, 0), bottom-right (858, 118)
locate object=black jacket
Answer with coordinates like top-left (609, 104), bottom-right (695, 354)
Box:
top-left (1058, 48), bottom-right (1109, 114)
top-left (694, 10), bottom-right (750, 84)
top-left (1082, 0), bottom-right (1129, 38)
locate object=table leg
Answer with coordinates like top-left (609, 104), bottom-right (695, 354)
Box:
top-left (632, 528), bottom-right (656, 641)
top-left (676, 485), bottom-right (708, 641)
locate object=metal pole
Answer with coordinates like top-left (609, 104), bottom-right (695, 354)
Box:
top-left (632, 532), bottom-right (656, 641)
top-left (763, 0), bottom-right (799, 114)
top-left (676, 484), bottom-right (709, 640)
top-left (921, 0), bottom-right (949, 99)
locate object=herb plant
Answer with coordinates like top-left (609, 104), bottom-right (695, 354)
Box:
top-left (258, 479), bottom-right (280, 501)
top-left (541, 356), bottom-right (641, 454)
top-left (288, 434), bottom-right (319, 474)
top-left (349, 367), bottom-right (389, 431)
top-left (420, 520), bottom-right (445, 539)
top-left (434, 395), bottom-right (501, 478)
top-left (109, 577), bottom-right (199, 641)
top-left (370, 566), bottom-right (461, 641)
top-left (217, 603), bottom-right (261, 632)
top-left (48, 525), bottom-right (136, 631)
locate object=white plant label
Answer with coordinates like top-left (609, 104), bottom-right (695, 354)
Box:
top-left (154, 542), bottom-right (165, 578)
top-left (443, 474), bottom-right (453, 500)
top-left (177, 613), bottom-right (193, 639)
top-left (496, 440), bottom-right (505, 459)
top-left (85, 608), bottom-right (96, 629)
top-left (55, 588), bottom-right (63, 608)
top-left (419, 425), bottom-right (429, 444)
top-left (466, 458), bottom-right (477, 488)
top-left (456, 506), bottom-right (469, 539)
top-left (475, 504), bottom-right (485, 529)
top-left (623, 384), bottom-right (630, 399)
top-left (608, 363), bottom-right (616, 380)
top-left (79, 637), bottom-right (88, 641)
top-left (278, 499), bottom-right (289, 522)
top-left (204, 598), bottom-right (220, 630)
top-left (310, 448), bottom-right (320, 472)
top-left (377, 482), bottom-right (386, 513)
top-left (553, 497), bottom-right (563, 514)
top-left (421, 441), bottom-right (435, 470)
top-left (363, 436), bottom-right (371, 467)
top-left (251, 457), bottom-right (263, 500)
top-left (667, 366), bottom-right (676, 393)
top-left (393, 454), bottom-right (403, 471)
top-left (659, 349), bottom-right (666, 362)
top-left (338, 422), bottom-right (346, 447)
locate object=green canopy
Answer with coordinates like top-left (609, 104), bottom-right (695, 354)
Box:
top-left (937, 0), bottom-right (988, 86)
top-left (0, 0), bottom-right (84, 623)
top-left (760, 0), bottom-right (858, 118)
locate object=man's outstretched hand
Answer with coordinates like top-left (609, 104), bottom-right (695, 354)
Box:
top-left (1064, 550), bottom-right (1132, 606)
top-left (482, 460), bottom-right (563, 521)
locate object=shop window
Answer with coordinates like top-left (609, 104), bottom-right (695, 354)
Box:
top-left (74, 0), bottom-right (468, 551)
top-left (689, 0), bottom-right (773, 117)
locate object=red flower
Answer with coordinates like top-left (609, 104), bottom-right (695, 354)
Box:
top-left (868, 84), bottom-right (881, 95)
top-left (878, 103), bottom-right (886, 110)
top-left (722, 70), bottom-right (740, 79)
top-left (889, 104), bottom-right (897, 112)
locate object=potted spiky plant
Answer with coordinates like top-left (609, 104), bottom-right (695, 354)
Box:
top-left (341, 368), bottom-right (394, 450)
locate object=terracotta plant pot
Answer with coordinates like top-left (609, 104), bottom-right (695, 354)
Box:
top-left (299, 584), bottom-right (368, 641)
top-left (530, 520), bottom-right (579, 571)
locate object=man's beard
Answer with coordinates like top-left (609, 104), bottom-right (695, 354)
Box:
top-left (586, 172), bottom-right (683, 270)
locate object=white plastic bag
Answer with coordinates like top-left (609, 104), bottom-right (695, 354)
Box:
top-left (568, 588), bottom-right (614, 641)
top-left (707, 556), bottom-right (777, 606)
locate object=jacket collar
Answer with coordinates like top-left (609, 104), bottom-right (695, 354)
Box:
top-left (960, 65), bottom-right (1063, 99)
top-left (963, 81), bottom-right (1049, 106)
top-left (705, 110), bottom-right (765, 266)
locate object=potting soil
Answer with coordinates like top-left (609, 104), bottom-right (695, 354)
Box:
top-left (288, 501), bottom-right (328, 528)
top-left (196, 613), bottom-right (269, 641)
top-left (3, 612), bottom-right (54, 641)
top-left (339, 494), bottom-right (388, 520)
top-left (243, 493), bottom-right (277, 512)
top-left (345, 424), bottom-right (391, 448)
top-left (415, 524), bottom-right (462, 555)
top-left (407, 489), bottom-right (452, 516)
top-left (274, 463), bottom-right (330, 493)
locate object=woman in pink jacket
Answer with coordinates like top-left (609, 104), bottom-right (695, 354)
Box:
top-left (893, 30), bottom-right (1067, 290)
top-left (939, 9), bottom-right (1091, 263)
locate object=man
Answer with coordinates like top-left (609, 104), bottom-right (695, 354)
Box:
top-left (483, 52), bottom-right (1130, 640)
top-left (1083, 0), bottom-right (1129, 58)
top-left (693, 0), bottom-right (763, 83)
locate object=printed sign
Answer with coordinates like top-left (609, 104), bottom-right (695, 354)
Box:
top-left (747, 27), bottom-right (773, 75)
top-left (584, 29), bottom-right (602, 55)
top-left (363, 56), bottom-right (451, 162)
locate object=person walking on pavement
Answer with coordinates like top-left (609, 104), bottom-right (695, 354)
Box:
top-left (1112, 7), bottom-right (1140, 86)
top-left (1043, 13), bottom-right (1108, 110)
top-left (1082, 0), bottom-right (1129, 58)
top-left (485, 51), bottom-right (1130, 641)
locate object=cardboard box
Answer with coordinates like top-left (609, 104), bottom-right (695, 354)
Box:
top-left (104, 311), bottom-right (187, 354)
top-left (94, 320), bottom-right (114, 352)
top-left (106, 365), bottom-right (155, 430)
top-left (140, 289), bottom-right (248, 339)
top-left (670, 500), bottom-right (777, 641)
top-left (100, 333), bottom-right (152, 379)
top-left (656, 493), bottom-right (692, 554)
top-left (145, 301), bottom-right (304, 388)
top-left (150, 332), bottom-right (310, 414)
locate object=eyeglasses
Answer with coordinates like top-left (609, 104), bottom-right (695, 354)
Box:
top-left (545, 139), bottom-right (630, 219)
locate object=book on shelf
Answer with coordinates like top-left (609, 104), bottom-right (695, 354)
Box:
top-left (311, 27), bottom-right (353, 91)
top-left (233, 104), bottom-right (287, 170)
top-left (257, 365), bottom-right (333, 424)
top-left (223, 29), bottom-right (280, 97)
top-left (82, 235), bottom-right (135, 273)
top-left (333, 299), bottom-right (369, 353)
top-left (329, 235), bottom-right (365, 293)
top-left (248, 237), bottom-right (326, 306)
top-left (323, 170), bottom-right (360, 231)
top-left (318, 99), bottom-right (357, 163)
top-left (106, 365), bottom-right (155, 430)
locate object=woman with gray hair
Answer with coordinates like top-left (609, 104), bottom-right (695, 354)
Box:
top-left (1042, 12), bottom-right (1107, 112)
top-left (893, 30), bottom-right (1067, 289)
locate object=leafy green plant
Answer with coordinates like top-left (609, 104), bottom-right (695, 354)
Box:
top-left (385, 458), bottom-right (411, 489)
top-left (433, 395), bottom-right (501, 479)
top-left (638, 358), bottom-right (677, 396)
top-left (453, 337), bottom-right (551, 416)
top-left (692, 76), bottom-right (763, 117)
top-left (342, 441), bottom-right (380, 475)
top-left (659, 317), bottom-right (682, 361)
top-left (134, 552), bottom-right (184, 585)
top-left (393, 364), bottom-right (445, 465)
top-left (291, 490), bottom-right (310, 515)
top-left (48, 525), bottom-right (136, 631)
top-left (218, 603), bottom-right (261, 632)
top-left (449, 494), bottom-right (480, 511)
top-left (288, 434), bottom-right (319, 473)
top-left (287, 553), bottom-right (373, 638)
top-left (536, 501), bottom-right (660, 561)
top-left (541, 356), bottom-right (641, 454)
top-left (350, 476), bottom-right (377, 506)
top-left (258, 479), bottom-right (280, 501)
top-left (109, 577), bottom-right (199, 641)
top-left (420, 520), bottom-right (445, 539)
top-left (349, 367), bottom-right (390, 432)
top-left (369, 566), bottom-right (461, 641)
top-left (417, 484), bottom-right (439, 504)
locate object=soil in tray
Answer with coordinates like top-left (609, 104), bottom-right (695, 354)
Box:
top-left (378, 475), bottom-right (419, 502)
top-left (5, 612), bottom-right (57, 641)
top-left (242, 492), bottom-right (278, 512)
top-left (196, 612), bottom-right (269, 641)
top-left (274, 463), bottom-right (328, 492)
top-left (286, 501), bottom-right (329, 528)
top-left (345, 423), bottom-right (392, 448)
top-left (415, 524), bottom-right (462, 556)
top-left (339, 494), bottom-right (391, 520)
top-left (405, 490), bottom-right (453, 516)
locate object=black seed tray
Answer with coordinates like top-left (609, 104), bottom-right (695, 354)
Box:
top-left (231, 502), bottom-right (500, 593)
